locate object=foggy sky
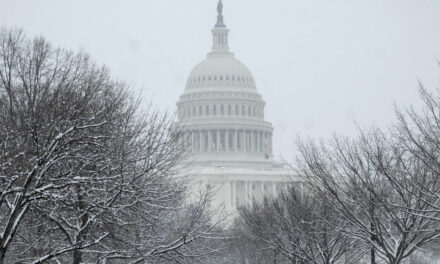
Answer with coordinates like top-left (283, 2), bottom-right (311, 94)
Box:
top-left (1, 0), bottom-right (440, 161)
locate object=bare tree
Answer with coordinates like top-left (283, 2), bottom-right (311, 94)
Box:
top-left (239, 185), bottom-right (362, 264)
top-left (296, 124), bottom-right (440, 264)
top-left (394, 86), bottom-right (440, 217)
top-left (0, 28), bottom-right (223, 264)
top-left (218, 219), bottom-right (278, 264)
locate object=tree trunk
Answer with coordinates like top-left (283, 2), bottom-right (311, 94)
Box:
top-left (370, 197), bottom-right (376, 264)
top-left (370, 237), bottom-right (375, 264)
top-left (72, 249), bottom-right (82, 264)
top-left (0, 247), bottom-right (6, 264)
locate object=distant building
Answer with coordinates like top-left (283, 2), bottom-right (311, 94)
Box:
top-left (176, 1), bottom-right (295, 215)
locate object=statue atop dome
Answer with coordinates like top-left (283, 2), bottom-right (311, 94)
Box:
top-left (215, 0), bottom-right (226, 28)
top-left (217, 0), bottom-right (223, 14)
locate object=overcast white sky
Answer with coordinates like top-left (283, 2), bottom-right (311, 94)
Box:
top-left (2, 0), bottom-right (440, 160)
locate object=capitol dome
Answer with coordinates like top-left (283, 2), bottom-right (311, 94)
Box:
top-left (185, 54), bottom-right (257, 91)
top-left (177, 0), bottom-right (275, 168)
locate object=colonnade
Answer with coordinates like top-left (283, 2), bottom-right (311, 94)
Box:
top-left (229, 180), bottom-right (285, 208)
top-left (182, 129), bottom-right (272, 155)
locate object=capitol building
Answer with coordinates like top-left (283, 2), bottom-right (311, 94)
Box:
top-left (177, 1), bottom-right (295, 214)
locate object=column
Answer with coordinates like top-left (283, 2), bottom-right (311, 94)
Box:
top-left (199, 131), bottom-right (202, 152)
top-left (243, 130), bottom-right (247, 152)
top-left (191, 131), bottom-right (195, 152)
top-left (250, 130), bottom-right (255, 152)
top-left (237, 130), bottom-right (240, 152)
top-left (216, 129), bottom-right (220, 152)
top-left (240, 130), bottom-right (244, 152)
top-left (255, 131), bottom-right (259, 153)
top-left (233, 129), bottom-right (238, 151)
top-left (254, 130), bottom-right (260, 153)
top-left (243, 130), bottom-right (246, 152)
top-left (226, 130), bottom-right (229, 151)
top-left (208, 130), bottom-right (212, 152)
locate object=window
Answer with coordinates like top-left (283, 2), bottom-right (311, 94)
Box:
top-left (206, 105), bottom-right (209, 116)
top-left (248, 106), bottom-right (251, 116)
top-left (228, 105), bottom-right (232, 115)
top-left (221, 105), bottom-right (224, 115)
top-left (213, 105), bottom-right (217, 116)
top-left (253, 106), bottom-right (256, 116)
top-left (193, 106), bottom-right (196, 116)
top-left (242, 105), bottom-right (245, 116)
top-left (199, 106), bottom-right (202, 116)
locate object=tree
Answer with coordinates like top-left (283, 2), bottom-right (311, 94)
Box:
top-left (0, 28), bottom-right (223, 264)
top-left (296, 124), bottom-right (440, 264)
top-left (394, 86), bottom-right (440, 218)
top-left (219, 219), bottom-right (277, 264)
top-left (239, 185), bottom-right (363, 264)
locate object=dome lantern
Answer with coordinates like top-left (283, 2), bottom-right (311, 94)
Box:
top-left (211, 0), bottom-right (229, 53)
